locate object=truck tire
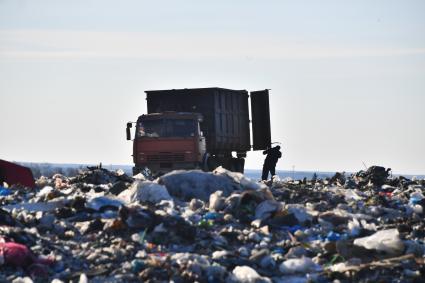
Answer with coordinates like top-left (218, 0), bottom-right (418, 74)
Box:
top-left (132, 167), bottom-right (140, 176)
top-left (231, 158), bottom-right (245, 173)
top-left (205, 154), bottom-right (220, 171)
top-left (235, 158), bottom-right (245, 173)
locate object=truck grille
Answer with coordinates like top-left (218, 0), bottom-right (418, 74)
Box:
top-left (147, 153), bottom-right (185, 162)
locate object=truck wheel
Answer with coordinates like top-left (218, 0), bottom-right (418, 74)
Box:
top-left (231, 158), bottom-right (245, 173)
top-left (236, 158), bottom-right (245, 173)
top-left (207, 156), bottom-right (220, 171)
top-left (132, 167), bottom-right (140, 176)
top-left (220, 158), bottom-right (233, 172)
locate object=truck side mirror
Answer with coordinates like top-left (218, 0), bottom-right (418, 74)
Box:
top-left (126, 122), bottom-right (132, 140)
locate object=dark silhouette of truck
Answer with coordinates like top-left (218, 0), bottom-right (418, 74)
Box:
top-left (126, 87), bottom-right (271, 175)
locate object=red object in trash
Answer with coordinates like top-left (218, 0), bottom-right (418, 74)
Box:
top-left (378, 191), bottom-right (393, 198)
top-left (0, 241), bottom-right (54, 268)
top-left (0, 241), bottom-right (35, 267)
top-left (0, 159), bottom-right (35, 188)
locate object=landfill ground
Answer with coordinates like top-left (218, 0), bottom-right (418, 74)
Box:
top-left (1, 166), bottom-right (424, 283)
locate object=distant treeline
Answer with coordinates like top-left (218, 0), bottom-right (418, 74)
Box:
top-left (20, 163), bottom-right (85, 178)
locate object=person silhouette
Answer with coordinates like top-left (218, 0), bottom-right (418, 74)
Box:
top-left (261, 145), bottom-right (282, 180)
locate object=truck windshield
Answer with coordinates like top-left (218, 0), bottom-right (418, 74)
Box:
top-left (137, 119), bottom-right (196, 138)
top-left (137, 120), bottom-right (162, 137)
top-left (164, 119), bottom-right (195, 137)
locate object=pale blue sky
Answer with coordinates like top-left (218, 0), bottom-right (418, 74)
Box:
top-left (1, 0), bottom-right (424, 174)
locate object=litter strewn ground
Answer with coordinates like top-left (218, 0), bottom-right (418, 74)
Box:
top-left (1, 166), bottom-right (424, 282)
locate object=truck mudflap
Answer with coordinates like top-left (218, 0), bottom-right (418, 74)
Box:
top-left (250, 90), bottom-right (272, 150)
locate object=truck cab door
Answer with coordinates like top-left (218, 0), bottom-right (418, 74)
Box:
top-left (250, 90), bottom-right (271, 150)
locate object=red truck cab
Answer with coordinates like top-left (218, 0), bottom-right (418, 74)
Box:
top-left (129, 112), bottom-right (206, 175)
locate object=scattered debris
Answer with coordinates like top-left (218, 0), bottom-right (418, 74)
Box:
top-left (0, 165), bottom-right (424, 282)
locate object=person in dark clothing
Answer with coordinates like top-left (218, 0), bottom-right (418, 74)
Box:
top-left (261, 145), bottom-right (282, 180)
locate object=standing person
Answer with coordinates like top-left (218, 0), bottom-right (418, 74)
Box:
top-left (261, 145), bottom-right (282, 180)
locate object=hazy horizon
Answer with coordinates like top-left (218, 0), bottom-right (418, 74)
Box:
top-left (1, 0), bottom-right (424, 175)
top-left (13, 160), bottom-right (424, 177)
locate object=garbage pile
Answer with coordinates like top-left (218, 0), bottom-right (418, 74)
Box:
top-left (1, 165), bottom-right (424, 282)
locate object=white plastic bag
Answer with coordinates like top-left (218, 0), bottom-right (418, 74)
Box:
top-left (353, 228), bottom-right (404, 255)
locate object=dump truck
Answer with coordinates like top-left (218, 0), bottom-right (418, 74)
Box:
top-left (126, 87), bottom-right (271, 175)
